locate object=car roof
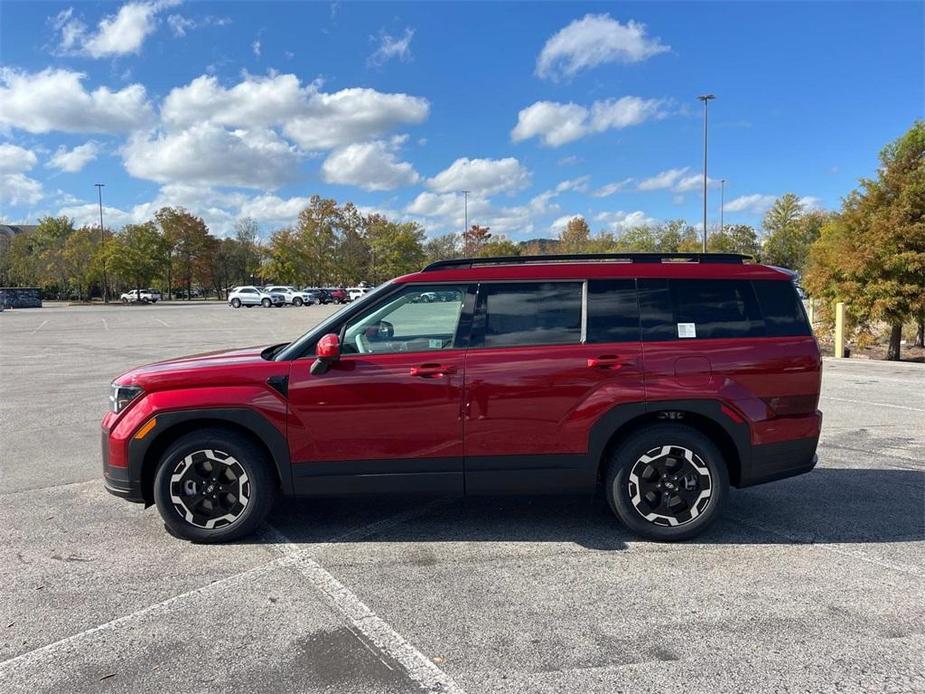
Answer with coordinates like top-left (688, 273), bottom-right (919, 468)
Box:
top-left (394, 253), bottom-right (792, 284)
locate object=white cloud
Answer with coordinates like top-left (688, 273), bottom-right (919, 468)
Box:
top-left (512, 96), bottom-right (666, 147)
top-left (724, 194), bottom-right (777, 213)
top-left (592, 178), bottom-right (633, 197)
top-left (536, 13), bottom-right (670, 81)
top-left (673, 173), bottom-right (718, 193)
top-left (47, 141), bottom-right (99, 173)
top-left (637, 167), bottom-right (689, 191)
top-left (166, 13), bottom-right (231, 37)
top-left (162, 74), bottom-right (429, 150)
top-left (0, 68), bottom-right (154, 134)
top-left (239, 194), bottom-right (309, 225)
top-left (0, 173), bottom-right (44, 206)
top-left (0, 143), bottom-right (38, 173)
top-left (550, 214), bottom-right (584, 232)
top-left (799, 196), bottom-right (824, 211)
top-left (427, 157), bottom-right (530, 195)
top-left (123, 123), bottom-right (300, 188)
top-left (595, 210), bottom-right (658, 231)
top-left (251, 39), bottom-right (261, 58)
top-left (321, 140), bottom-right (420, 191)
top-left (555, 175), bottom-right (590, 193)
top-left (368, 27), bottom-right (414, 67)
top-left (53, 1), bottom-right (179, 59)
top-left (406, 191), bottom-right (469, 219)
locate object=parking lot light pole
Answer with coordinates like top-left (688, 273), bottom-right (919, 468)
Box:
top-left (95, 183), bottom-right (108, 303)
top-left (720, 178), bottom-right (726, 234)
top-left (462, 190), bottom-right (470, 234)
top-left (698, 94), bottom-right (715, 253)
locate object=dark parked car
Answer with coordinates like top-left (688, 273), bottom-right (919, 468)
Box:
top-left (102, 252), bottom-right (821, 543)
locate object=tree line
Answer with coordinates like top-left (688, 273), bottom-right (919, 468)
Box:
top-left (1, 123), bottom-right (921, 358)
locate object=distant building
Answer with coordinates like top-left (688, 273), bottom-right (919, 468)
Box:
top-left (0, 224), bottom-right (38, 239)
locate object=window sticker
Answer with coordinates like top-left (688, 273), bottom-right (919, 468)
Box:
top-left (677, 322), bottom-right (697, 339)
top-left (429, 338), bottom-right (443, 349)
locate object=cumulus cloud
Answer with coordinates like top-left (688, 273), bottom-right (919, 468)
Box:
top-left (512, 96), bottom-right (666, 147)
top-left (321, 139), bottom-right (420, 191)
top-left (724, 194), bottom-right (777, 213)
top-left (47, 141), bottom-right (99, 173)
top-left (536, 13), bottom-right (670, 81)
top-left (239, 194), bottom-right (310, 225)
top-left (162, 73), bottom-right (429, 150)
top-left (367, 27), bottom-right (414, 67)
top-left (592, 178), bottom-right (633, 197)
top-left (0, 143), bottom-right (43, 206)
top-left (550, 214), bottom-right (585, 232)
top-left (427, 157), bottom-right (530, 196)
top-left (0, 68), bottom-right (154, 134)
top-left (799, 196), bottom-right (824, 211)
top-left (0, 143), bottom-right (38, 173)
top-left (52, 1), bottom-right (179, 59)
top-left (595, 210), bottom-right (658, 231)
top-left (555, 175), bottom-right (590, 193)
top-left (122, 123), bottom-right (300, 188)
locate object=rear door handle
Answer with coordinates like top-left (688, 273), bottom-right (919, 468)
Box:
top-left (587, 355), bottom-right (625, 369)
top-left (410, 363), bottom-right (458, 378)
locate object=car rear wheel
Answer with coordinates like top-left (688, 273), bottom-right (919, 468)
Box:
top-left (231, 298), bottom-right (241, 308)
top-left (261, 298), bottom-right (271, 308)
top-left (605, 424), bottom-right (729, 541)
top-left (153, 429), bottom-right (276, 543)
top-left (293, 297), bottom-right (303, 306)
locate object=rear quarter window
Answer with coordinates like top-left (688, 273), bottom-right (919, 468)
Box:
top-left (638, 278), bottom-right (763, 341)
top-left (752, 280), bottom-right (812, 337)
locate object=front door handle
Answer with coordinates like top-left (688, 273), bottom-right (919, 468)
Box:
top-left (587, 355), bottom-right (625, 369)
top-left (410, 363), bottom-right (458, 378)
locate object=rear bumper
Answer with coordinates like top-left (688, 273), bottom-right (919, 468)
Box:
top-left (739, 435), bottom-right (819, 487)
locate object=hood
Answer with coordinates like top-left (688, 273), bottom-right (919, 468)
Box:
top-left (114, 345), bottom-right (280, 391)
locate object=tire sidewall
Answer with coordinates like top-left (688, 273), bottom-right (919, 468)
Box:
top-left (261, 298), bottom-right (271, 308)
top-left (606, 424), bottom-right (729, 541)
top-left (153, 430), bottom-right (276, 543)
top-left (231, 298), bottom-right (241, 308)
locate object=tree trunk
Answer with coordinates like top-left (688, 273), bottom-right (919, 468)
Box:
top-left (916, 312), bottom-right (924, 348)
top-left (886, 323), bottom-right (902, 361)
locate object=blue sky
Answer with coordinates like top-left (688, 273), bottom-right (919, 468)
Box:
top-left (1, 1), bottom-right (922, 240)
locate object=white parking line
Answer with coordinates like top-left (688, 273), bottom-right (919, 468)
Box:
top-left (820, 395), bottom-right (925, 413)
top-left (101, 318), bottom-right (109, 331)
top-left (265, 512), bottom-right (465, 694)
top-left (0, 501), bottom-right (454, 686)
top-left (155, 318), bottom-right (170, 327)
top-left (30, 320), bottom-right (48, 335)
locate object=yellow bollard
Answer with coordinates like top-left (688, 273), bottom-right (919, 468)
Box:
top-left (834, 301), bottom-right (845, 358)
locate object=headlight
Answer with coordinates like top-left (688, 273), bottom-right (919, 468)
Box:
top-left (110, 383), bottom-right (143, 414)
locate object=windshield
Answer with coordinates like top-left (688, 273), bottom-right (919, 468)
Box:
top-left (274, 282), bottom-right (394, 361)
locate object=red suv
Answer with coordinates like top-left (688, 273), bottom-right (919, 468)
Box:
top-left (102, 253), bottom-right (821, 543)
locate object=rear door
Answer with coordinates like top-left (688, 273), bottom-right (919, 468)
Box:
top-left (463, 279), bottom-right (645, 493)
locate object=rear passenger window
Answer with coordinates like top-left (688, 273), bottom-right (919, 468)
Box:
top-left (638, 279), bottom-right (762, 340)
top-left (752, 280), bottom-right (812, 336)
top-left (475, 282), bottom-right (582, 347)
top-left (587, 279), bottom-right (640, 343)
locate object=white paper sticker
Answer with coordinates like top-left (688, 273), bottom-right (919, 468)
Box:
top-left (429, 338), bottom-right (443, 349)
top-left (677, 323), bottom-right (697, 339)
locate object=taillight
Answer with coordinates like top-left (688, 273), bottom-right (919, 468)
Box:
top-left (762, 395), bottom-right (818, 417)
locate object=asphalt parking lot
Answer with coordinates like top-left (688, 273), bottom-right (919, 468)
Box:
top-left (1, 302), bottom-right (923, 693)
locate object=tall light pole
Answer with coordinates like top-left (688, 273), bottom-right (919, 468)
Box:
top-left (462, 190), bottom-right (470, 233)
top-left (95, 183), bottom-right (108, 303)
top-left (719, 178), bottom-right (726, 235)
top-left (697, 94), bottom-right (715, 253)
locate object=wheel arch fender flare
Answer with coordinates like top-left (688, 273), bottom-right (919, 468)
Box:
top-left (129, 408), bottom-right (293, 505)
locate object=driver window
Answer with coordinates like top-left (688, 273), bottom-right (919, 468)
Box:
top-left (342, 285), bottom-right (468, 355)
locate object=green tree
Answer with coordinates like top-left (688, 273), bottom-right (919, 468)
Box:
top-left (424, 234), bottom-right (461, 264)
top-left (155, 207), bottom-right (213, 299)
top-left (367, 215), bottom-right (426, 282)
top-left (762, 194), bottom-right (824, 272)
top-left (264, 228), bottom-right (303, 285)
top-left (805, 121), bottom-right (925, 360)
top-left (108, 222), bottom-right (168, 293)
top-left (558, 216), bottom-right (591, 253)
top-left (233, 218), bottom-right (263, 285)
top-left (296, 196), bottom-right (340, 286)
top-left (707, 224), bottom-right (761, 257)
top-left (478, 236), bottom-right (522, 257)
top-left (61, 227), bottom-right (99, 300)
top-left (462, 225), bottom-right (492, 256)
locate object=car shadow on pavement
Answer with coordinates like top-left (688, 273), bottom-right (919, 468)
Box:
top-left (259, 467), bottom-right (924, 550)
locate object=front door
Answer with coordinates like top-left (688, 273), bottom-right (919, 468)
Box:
top-left (463, 279), bottom-right (645, 493)
top-left (287, 283), bottom-right (474, 495)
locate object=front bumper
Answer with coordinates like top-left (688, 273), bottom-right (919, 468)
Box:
top-left (102, 426), bottom-right (145, 502)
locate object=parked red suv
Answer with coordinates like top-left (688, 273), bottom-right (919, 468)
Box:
top-left (102, 253), bottom-right (822, 543)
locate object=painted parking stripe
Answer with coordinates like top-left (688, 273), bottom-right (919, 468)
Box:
top-left (820, 395), bottom-right (925, 413)
top-left (0, 501), bottom-right (451, 683)
top-left (155, 318), bottom-right (170, 327)
top-left (30, 320), bottom-right (48, 335)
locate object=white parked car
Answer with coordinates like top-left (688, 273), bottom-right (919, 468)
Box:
top-left (347, 285), bottom-right (372, 301)
top-left (120, 288), bottom-right (161, 304)
top-left (228, 286), bottom-right (286, 308)
top-left (263, 285), bottom-right (316, 306)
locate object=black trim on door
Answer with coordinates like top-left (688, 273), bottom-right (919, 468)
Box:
top-left (291, 457), bottom-right (464, 496)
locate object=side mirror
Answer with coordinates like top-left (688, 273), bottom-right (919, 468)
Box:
top-left (311, 333), bottom-right (341, 375)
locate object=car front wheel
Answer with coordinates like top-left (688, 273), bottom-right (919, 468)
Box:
top-left (230, 298), bottom-right (241, 308)
top-left (261, 298), bottom-right (271, 308)
top-left (153, 428), bottom-right (277, 543)
top-left (293, 297), bottom-right (303, 306)
top-left (605, 424), bottom-right (729, 542)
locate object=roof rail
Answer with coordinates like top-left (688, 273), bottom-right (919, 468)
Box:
top-left (422, 252), bottom-right (752, 272)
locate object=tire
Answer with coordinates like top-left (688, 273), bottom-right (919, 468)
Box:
top-left (605, 424), bottom-right (729, 542)
top-left (261, 298), bottom-right (271, 308)
top-left (122, 297), bottom-right (129, 304)
top-left (293, 297), bottom-right (303, 307)
top-left (153, 428), bottom-right (277, 543)
top-left (231, 298), bottom-right (241, 308)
